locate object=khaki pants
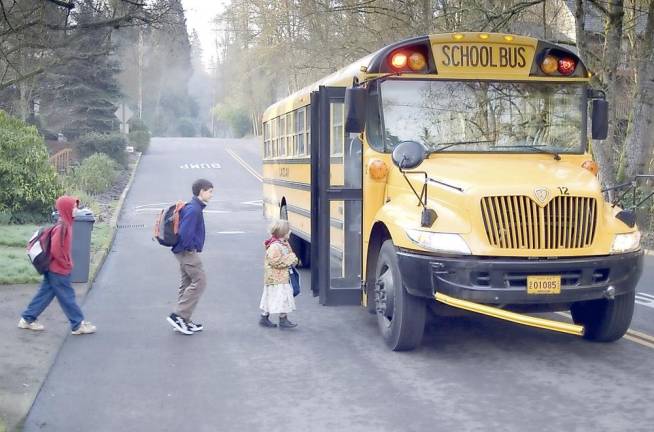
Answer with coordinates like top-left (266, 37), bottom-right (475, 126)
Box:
top-left (174, 251), bottom-right (207, 320)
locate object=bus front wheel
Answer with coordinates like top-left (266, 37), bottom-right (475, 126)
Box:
top-left (570, 291), bottom-right (635, 342)
top-left (374, 239), bottom-right (426, 351)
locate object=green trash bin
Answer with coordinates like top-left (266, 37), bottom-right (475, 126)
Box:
top-left (71, 209), bottom-right (95, 283)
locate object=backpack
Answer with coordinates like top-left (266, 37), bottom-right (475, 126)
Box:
top-left (154, 201), bottom-right (186, 247)
top-left (26, 224), bottom-right (59, 274)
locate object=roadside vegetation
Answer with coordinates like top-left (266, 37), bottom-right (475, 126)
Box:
top-left (0, 112), bottom-right (138, 285)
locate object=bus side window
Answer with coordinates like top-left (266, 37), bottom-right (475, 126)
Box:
top-left (366, 84), bottom-right (384, 152)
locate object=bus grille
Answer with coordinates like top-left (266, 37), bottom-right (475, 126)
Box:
top-left (481, 196), bottom-right (597, 249)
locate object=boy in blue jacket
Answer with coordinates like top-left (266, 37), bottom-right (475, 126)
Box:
top-left (167, 179), bottom-right (213, 335)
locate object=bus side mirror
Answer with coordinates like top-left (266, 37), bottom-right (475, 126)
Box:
top-left (345, 87), bottom-right (367, 133)
top-left (591, 99), bottom-right (608, 140)
top-left (392, 141), bottom-right (426, 170)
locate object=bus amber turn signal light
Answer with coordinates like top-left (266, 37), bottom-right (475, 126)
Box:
top-left (582, 160), bottom-right (599, 176)
top-left (368, 159), bottom-right (389, 180)
top-left (540, 55), bottom-right (558, 75)
top-left (408, 52), bottom-right (427, 71)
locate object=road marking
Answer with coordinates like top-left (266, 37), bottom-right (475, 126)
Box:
top-left (555, 311), bottom-right (654, 349)
top-left (180, 162), bottom-right (221, 169)
top-left (134, 203), bottom-right (172, 209)
top-left (216, 231), bottom-right (245, 234)
top-left (242, 200), bottom-right (263, 206)
top-left (636, 292), bottom-right (654, 309)
top-left (226, 149), bottom-right (262, 182)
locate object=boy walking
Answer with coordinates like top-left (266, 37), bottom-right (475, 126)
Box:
top-left (167, 179), bottom-right (213, 335)
top-left (19, 196), bottom-right (96, 335)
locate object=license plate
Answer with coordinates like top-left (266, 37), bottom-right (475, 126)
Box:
top-left (527, 275), bottom-right (561, 294)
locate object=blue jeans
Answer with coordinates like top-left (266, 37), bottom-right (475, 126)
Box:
top-left (22, 272), bottom-right (84, 331)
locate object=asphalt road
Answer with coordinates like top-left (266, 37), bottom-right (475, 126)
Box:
top-left (24, 138), bottom-right (654, 432)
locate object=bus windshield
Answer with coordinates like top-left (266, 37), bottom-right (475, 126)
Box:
top-left (378, 80), bottom-right (586, 155)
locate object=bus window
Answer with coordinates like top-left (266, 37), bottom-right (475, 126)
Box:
top-left (331, 103), bottom-right (344, 156)
top-left (286, 113), bottom-right (294, 157)
top-left (306, 106), bottom-right (311, 156)
top-left (296, 108), bottom-right (305, 156)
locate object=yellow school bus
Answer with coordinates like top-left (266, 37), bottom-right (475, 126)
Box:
top-left (262, 33), bottom-right (643, 351)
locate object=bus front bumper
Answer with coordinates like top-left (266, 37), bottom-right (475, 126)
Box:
top-left (397, 249), bottom-right (643, 307)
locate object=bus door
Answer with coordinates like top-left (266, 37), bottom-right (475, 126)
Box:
top-left (310, 86), bottom-right (362, 306)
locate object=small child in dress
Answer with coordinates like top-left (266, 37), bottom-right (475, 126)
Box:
top-left (260, 219), bottom-right (298, 329)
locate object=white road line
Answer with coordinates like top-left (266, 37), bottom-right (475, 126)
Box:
top-left (216, 231), bottom-right (245, 234)
top-left (226, 149), bottom-right (263, 182)
top-left (134, 203), bottom-right (172, 209)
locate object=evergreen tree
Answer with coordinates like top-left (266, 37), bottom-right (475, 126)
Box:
top-left (39, 1), bottom-right (121, 140)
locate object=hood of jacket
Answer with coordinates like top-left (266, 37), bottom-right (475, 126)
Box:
top-left (55, 196), bottom-right (78, 226)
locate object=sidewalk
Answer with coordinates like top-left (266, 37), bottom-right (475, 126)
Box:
top-left (0, 283), bottom-right (88, 431)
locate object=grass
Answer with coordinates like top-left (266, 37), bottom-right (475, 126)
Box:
top-left (0, 418), bottom-right (6, 432)
top-left (0, 224), bottom-right (40, 247)
top-left (0, 221), bottom-right (112, 285)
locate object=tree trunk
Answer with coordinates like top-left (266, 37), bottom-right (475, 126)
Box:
top-left (593, 0), bottom-right (624, 189)
top-left (623, 0), bottom-right (654, 179)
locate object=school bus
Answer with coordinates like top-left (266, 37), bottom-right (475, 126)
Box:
top-left (262, 33), bottom-right (643, 351)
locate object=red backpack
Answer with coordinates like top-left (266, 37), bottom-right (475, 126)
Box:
top-left (154, 201), bottom-right (185, 247)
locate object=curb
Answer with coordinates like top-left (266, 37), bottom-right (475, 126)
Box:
top-left (87, 151), bottom-right (142, 286)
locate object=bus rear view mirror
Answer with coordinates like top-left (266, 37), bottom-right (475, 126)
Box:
top-left (591, 99), bottom-right (608, 140)
top-left (345, 87), bottom-right (367, 133)
top-left (392, 141), bottom-right (426, 170)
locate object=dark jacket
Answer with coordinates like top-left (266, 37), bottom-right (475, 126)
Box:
top-left (172, 196), bottom-right (206, 254)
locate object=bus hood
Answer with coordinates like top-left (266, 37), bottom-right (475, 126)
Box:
top-left (417, 155), bottom-right (602, 198)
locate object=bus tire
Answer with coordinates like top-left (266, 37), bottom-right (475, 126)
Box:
top-left (570, 291), bottom-right (635, 342)
top-left (289, 234), bottom-right (310, 268)
top-left (374, 239), bottom-right (426, 351)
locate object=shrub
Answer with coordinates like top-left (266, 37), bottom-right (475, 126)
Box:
top-left (177, 117), bottom-right (196, 137)
top-left (0, 110), bottom-right (62, 222)
top-left (75, 132), bottom-right (127, 166)
top-left (69, 153), bottom-right (119, 195)
top-left (128, 130), bottom-right (151, 153)
top-left (212, 105), bottom-right (251, 138)
top-left (128, 118), bottom-right (149, 132)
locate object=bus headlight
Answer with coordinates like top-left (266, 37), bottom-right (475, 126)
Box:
top-left (406, 230), bottom-right (471, 255)
top-left (610, 232), bottom-right (641, 254)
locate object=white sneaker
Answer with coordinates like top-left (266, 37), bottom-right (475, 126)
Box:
top-left (18, 318), bottom-right (45, 331)
top-left (71, 321), bottom-right (97, 335)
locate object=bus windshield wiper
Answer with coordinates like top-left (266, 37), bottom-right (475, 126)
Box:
top-left (500, 145), bottom-right (561, 160)
top-left (429, 140), bottom-right (496, 153)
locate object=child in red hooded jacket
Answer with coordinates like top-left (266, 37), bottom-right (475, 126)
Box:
top-left (19, 196), bottom-right (96, 335)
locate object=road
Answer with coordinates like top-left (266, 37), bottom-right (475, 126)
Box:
top-left (24, 137), bottom-right (654, 432)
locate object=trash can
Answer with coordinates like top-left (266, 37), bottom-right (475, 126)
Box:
top-left (71, 208), bottom-right (95, 283)
top-left (51, 208), bottom-right (95, 283)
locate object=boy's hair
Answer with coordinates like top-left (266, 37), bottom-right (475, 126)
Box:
top-left (270, 219), bottom-right (290, 238)
top-left (192, 179), bottom-right (214, 196)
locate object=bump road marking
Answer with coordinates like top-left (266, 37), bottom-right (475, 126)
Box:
top-left (556, 311), bottom-right (654, 349)
top-left (226, 149), bottom-right (262, 182)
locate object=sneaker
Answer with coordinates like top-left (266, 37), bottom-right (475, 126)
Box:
top-left (71, 321), bottom-right (96, 335)
top-left (18, 318), bottom-right (44, 331)
top-left (186, 321), bottom-right (203, 332)
top-left (279, 316), bottom-right (297, 329)
top-left (259, 315), bottom-right (277, 328)
top-left (167, 313), bottom-right (193, 335)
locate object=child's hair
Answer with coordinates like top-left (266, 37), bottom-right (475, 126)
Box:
top-left (270, 219), bottom-right (290, 238)
top-left (192, 179), bottom-right (214, 196)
